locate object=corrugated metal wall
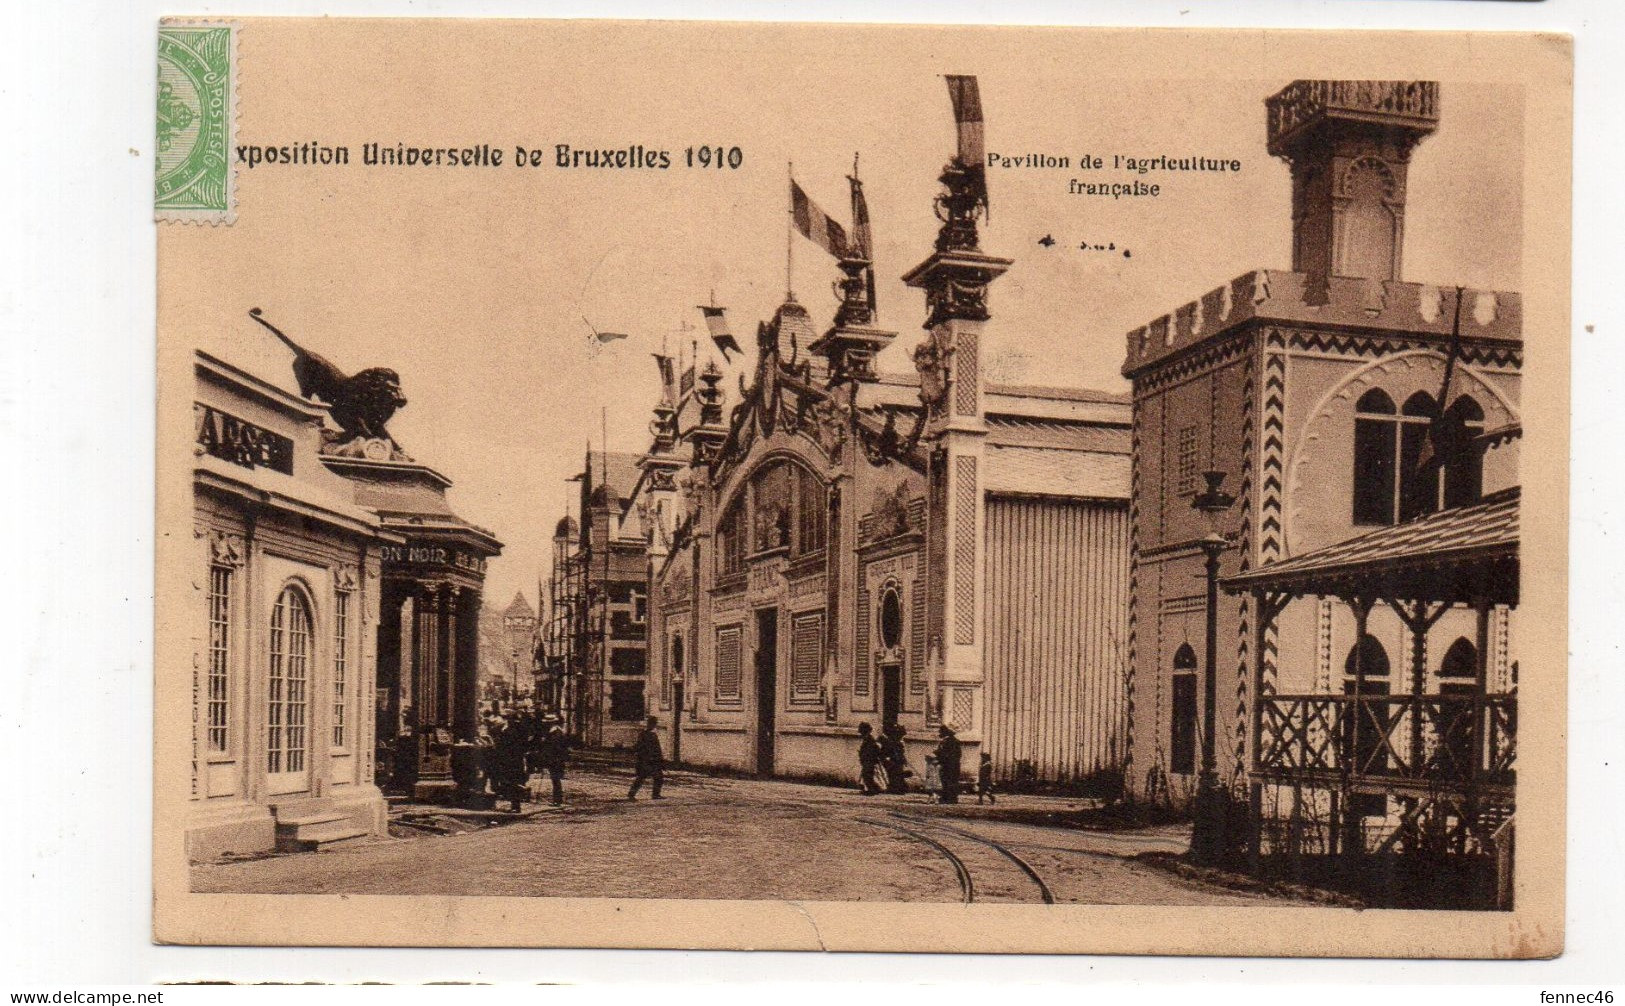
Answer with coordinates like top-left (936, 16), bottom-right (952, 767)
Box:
top-left (984, 496), bottom-right (1131, 783)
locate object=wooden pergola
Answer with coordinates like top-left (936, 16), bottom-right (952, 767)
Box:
top-left (1224, 487), bottom-right (1518, 858)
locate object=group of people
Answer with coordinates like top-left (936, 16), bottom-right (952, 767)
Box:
top-left (857, 721), bottom-right (995, 804)
top-left (467, 708), bottom-right (669, 810)
top-left (470, 704), bottom-right (574, 811)
top-left (470, 706), bottom-right (999, 809)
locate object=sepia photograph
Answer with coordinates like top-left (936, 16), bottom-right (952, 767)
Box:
top-left (151, 19), bottom-right (1572, 956)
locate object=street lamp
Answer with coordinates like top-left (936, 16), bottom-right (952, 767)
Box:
top-left (1190, 469), bottom-right (1235, 864)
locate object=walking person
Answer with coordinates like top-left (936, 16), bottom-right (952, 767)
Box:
top-left (881, 723), bottom-right (911, 794)
top-left (976, 752), bottom-right (996, 805)
top-left (627, 715), bottom-right (665, 800)
top-left (856, 722), bottom-right (881, 796)
top-left (935, 724), bottom-right (963, 804)
top-left (537, 715), bottom-right (571, 807)
top-left (922, 755), bottom-right (942, 803)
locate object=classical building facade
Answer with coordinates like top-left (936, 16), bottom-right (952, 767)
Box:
top-left (623, 145), bottom-right (1133, 786)
top-left (1123, 82), bottom-right (1521, 874)
top-left (188, 325), bottom-right (395, 860)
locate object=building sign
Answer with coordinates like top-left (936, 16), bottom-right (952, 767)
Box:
top-left (381, 541), bottom-right (488, 576)
top-left (194, 403), bottom-right (295, 474)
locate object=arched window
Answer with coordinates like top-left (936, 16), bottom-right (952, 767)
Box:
top-left (878, 586), bottom-right (904, 650)
top-left (1442, 396), bottom-right (1485, 509)
top-left (1437, 636), bottom-right (1479, 779)
top-left (1342, 633), bottom-right (1391, 811)
top-left (721, 460), bottom-right (829, 571)
top-left (1353, 387), bottom-right (1485, 525)
top-left (1398, 392), bottom-right (1440, 522)
top-left (1169, 643), bottom-right (1198, 775)
top-left (1353, 389), bottom-right (1398, 525)
top-left (1343, 633), bottom-right (1391, 684)
top-left (1439, 636), bottom-right (1478, 682)
top-left (1339, 157), bottom-right (1398, 280)
top-left (268, 585), bottom-right (313, 780)
top-left (717, 506), bottom-right (746, 576)
top-left (796, 465), bottom-right (827, 555)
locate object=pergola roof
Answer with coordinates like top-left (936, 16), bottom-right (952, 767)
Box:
top-left (1223, 488), bottom-right (1519, 607)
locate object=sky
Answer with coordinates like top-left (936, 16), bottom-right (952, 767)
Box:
top-left (161, 21), bottom-right (1524, 613)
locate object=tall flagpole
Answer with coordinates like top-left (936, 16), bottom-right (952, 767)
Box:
top-left (786, 160), bottom-right (794, 301)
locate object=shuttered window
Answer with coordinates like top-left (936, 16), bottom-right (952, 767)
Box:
top-left (715, 625), bottom-right (742, 701)
top-left (789, 610), bottom-right (824, 703)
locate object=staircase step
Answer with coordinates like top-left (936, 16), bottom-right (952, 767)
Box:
top-left (276, 823), bottom-right (371, 853)
top-left (303, 823), bottom-right (371, 846)
top-left (275, 812), bottom-right (348, 829)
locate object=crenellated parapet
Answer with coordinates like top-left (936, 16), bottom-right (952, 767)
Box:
top-left (1122, 270), bottom-right (1522, 380)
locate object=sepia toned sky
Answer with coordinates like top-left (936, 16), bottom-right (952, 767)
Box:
top-left (160, 21), bottom-right (1525, 612)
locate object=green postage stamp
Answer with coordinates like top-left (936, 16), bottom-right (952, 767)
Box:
top-left (155, 21), bottom-right (237, 223)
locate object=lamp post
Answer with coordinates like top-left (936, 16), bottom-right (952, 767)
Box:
top-left (1190, 469), bottom-right (1235, 864)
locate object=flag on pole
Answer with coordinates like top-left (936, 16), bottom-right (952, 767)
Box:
top-left (849, 172), bottom-right (873, 262)
top-left (699, 304), bottom-right (742, 360)
top-left (1416, 286), bottom-right (1467, 473)
top-left (849, 168), bottom-right (878, 313)
top-left (790, 179), bottom-right (849, 259)
top-left (652, 353), bottom-right (676, 400)
top-left (944, 74), bottom-right (985, 167)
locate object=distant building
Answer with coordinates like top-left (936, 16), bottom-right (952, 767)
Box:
top-left (490, 591), bottom-right (537, 701)
top-left (1123, 81), bottom-right (1520, 877)
top-left (538, 515), bottom-right (581, 716)
top-left (545, 451), bottom-right (653, 747)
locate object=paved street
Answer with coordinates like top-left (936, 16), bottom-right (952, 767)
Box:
top-left (193, 765), bottom-right (1301, 905)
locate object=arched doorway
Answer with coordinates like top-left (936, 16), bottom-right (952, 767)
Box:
top-left (1169, 643), bottom-right (1198, 775)
top-left (267, 584), bottom-right (314, 795)
top-left (1436, 636), bottom-right (1479, 780)
top-left (1342, 633), bottom-right (1391, 817)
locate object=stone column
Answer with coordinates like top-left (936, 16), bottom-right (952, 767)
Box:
top-left (414, 584), bottom-right (441, 728)
top-left (455, 587), bottom-right (483, 740)
top-left (437, 585), bottom-right (456, 732)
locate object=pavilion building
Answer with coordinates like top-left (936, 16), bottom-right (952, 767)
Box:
top-left (1122, 81), bottom-right (1521, 892)
top-left (187, 320), bottom-right (395, 859)
top-left (624, 138), bottom-right (1134, 786)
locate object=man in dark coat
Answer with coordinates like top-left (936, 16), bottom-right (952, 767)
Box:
top-left (537, 716), bottom-right (571, 806)
top-left (934, 725), bottom-right (963, 804)
top-left (490, 716), bottom-right (529, 812)
top-left (628, 715), bottom-right (665, 800)
top-left (856, 721), bottom-right (881, 795)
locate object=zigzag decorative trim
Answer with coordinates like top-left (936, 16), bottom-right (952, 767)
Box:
top-left (1133, 330), bottom-right (1251, 396)
top-left (1288, 329), bottom-right (1522, 369)
top-left (1125, 397), bottom-right (1141, 787)
top-left (1135, 326), bottom-right (1520, 398)
top-left (1258, 330), bottom-right (1286, 704)
top-left (1260, 331), bottom-right (1287, 569)
top-left (1233, 345), bottom-right (1257, 772)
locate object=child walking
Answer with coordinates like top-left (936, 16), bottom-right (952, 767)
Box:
top-left (976, 752), bottom-right (996, 804)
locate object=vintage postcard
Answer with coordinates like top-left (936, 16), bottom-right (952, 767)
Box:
top-left (154, 19), bottom-right (1571, 956)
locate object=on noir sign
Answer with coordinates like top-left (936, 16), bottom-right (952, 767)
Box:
top-left (381, 541), bottom-right (488, 577)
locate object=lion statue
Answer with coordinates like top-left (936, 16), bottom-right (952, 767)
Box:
top-left (249, 308), bottom-right (410, 457)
